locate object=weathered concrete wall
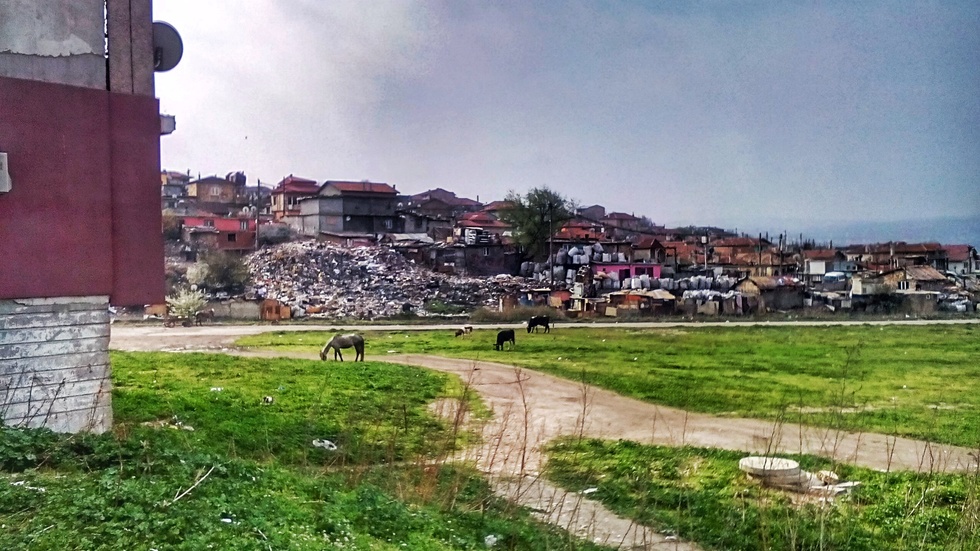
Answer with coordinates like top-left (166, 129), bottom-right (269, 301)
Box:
top-left (0, 0), bottom-right (106, 89)
top-left (0, 296), bottom-right (111, 433)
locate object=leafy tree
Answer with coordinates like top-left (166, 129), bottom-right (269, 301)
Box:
top-left (198, 251), bottom-right (250, 293)
top-left (161, 209), bottom-right (182, 241)
top-left (498, 187), bottom-right (575, 260)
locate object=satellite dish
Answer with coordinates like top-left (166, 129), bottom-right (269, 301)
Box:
top-left (152, 21), bottom-right (183, 72)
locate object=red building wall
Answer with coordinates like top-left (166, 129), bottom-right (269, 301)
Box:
top-left (0, 76), bottom-right (164, 305)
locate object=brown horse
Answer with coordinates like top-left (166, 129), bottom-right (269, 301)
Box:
top-left (320, 333), bottom-right (365, 361)
top-left (195, 308), bottom-right (215, 325)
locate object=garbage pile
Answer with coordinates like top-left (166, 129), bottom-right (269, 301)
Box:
top-left (246, 241), bottom-right (526, 319)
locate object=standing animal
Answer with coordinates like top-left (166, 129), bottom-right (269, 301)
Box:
top-left (320, 333), bottom-right (365, 361)
top-left (454, 325), bottom-right (474, 337)
top-left (494, 329), bottom-right (515, 351)
top-left (527, 315), bottom-right (551, 333)
top-left (195, 308), bottom-right (215, 325)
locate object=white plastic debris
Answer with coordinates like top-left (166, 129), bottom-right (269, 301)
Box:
top-left (312, 439), bottom-right (338, 451)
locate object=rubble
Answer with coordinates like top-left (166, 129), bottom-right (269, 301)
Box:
top-left (245, 241), bottom-right (527, 319)
top-left (738, 456), bottom-right (861, 497)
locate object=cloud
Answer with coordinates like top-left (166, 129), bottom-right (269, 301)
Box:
top-left (154, 1), bottom-right (980, 228)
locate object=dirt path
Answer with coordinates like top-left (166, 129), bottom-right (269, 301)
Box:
top-left (109, 324), bottom-right (980, 550)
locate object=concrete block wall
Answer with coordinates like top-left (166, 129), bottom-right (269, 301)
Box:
top-left (0, 296), bottom-right (112, 433)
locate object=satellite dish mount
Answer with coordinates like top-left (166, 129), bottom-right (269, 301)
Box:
top-left (152, 21), bottom-right (183, 72)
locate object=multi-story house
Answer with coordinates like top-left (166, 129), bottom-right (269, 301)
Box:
top-left (269, 175), bottom-right (319, 220)
top-left (293, 180), bottom-right (401, 245)
top-left (186, 173), bottom-right (247, 216)
top-left (161, 170), bottom-right (190, 209)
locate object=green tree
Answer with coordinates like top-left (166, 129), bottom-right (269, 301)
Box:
top-left (161, 209), bottom-right (182, 241)
top-left (498, 187), bottom-right (575, 260)
top-left (199, 251), bottom-right (250, 293)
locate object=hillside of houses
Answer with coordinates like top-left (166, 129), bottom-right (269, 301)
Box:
top-left (160, 170), bottom-right (980, 319)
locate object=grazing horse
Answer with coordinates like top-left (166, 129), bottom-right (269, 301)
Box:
top-left (320, 333), bottom-right (365, 361)
top-left (494, 329), bottom-right (515, 351)
top-left (195, 308), bottom-right (215, 325)
top-left (527, 315), bottom-right (551, 333)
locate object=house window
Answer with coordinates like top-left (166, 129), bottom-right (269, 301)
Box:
top-left (384, 219), bottom-right (393, 230)
top-left (898, 280), bottom-right (909, 290)
top-left (240, 220), bottom-right (249, 231)
top-left (204, 219), bottom-right (214, 227)
top-left (227, 234), bottom-right (237, 243)
top-left (483, 247), bottom-right (490, 257)
top-left (210, 186), bottom-right (220, 197)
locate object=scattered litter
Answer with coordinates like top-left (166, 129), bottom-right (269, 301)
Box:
top-left (220, 518), bottom-right (233, 524)
top-left (580, 487), bottom-right (598, 495)
top-left (210, 387), bottom-right (223, 392)
top-left (484, 534), bottom-right (498, 547)
top-left (9, 481), bottom-right (45, 493)
top-left (262, 396), bottom-right (274, 404)
top-left (312, 439), bottom-right (338, 451)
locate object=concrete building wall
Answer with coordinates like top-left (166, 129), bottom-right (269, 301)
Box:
top-left (0, 0), bottom-right (106, 89)
top-left (0, 296), bottom-right (112, 433)
top-left (0, 0), bottom-right (160, 435)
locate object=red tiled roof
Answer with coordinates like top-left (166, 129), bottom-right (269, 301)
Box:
top-left (802, 248), bottom-right (838, 261)
top-left (325, 181), bottom-right (397, 195)
top-left (271, 175), bottom-right (319, 195)
top-left (713, 237), bottom-right (765, 248)
top-left (482, 200), bottom-right (514, 212)
top-left (944, 244), bottom-right (976, 262)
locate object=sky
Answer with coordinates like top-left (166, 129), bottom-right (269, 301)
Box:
top-left (153, 1), bottom-right (980, 237)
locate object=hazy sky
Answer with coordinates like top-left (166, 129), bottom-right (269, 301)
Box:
top-left (153, 1), bottom-right (979, 230)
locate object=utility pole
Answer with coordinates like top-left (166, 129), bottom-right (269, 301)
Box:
top-left (548, 201), bottom-right (554, 286)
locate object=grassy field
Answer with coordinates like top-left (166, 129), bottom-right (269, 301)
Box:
top-left (546, 437), bottom-right (980, 551)
top-left (237, 324), bottom-right (980, 447)
top-left (0, 352), bottom-right (609, 550)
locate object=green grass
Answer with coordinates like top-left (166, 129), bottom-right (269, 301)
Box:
top-left (237, 324), bottom-right (980, 447)
top-left (0, 352), bottom-right (610, 550)
top-left (545, 437), bottom-right (980, 551)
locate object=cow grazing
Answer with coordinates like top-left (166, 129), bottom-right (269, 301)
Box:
top-left (454, 328), bottom-right (465, 337)
top-left (527, 315), bottom-right (551, 333)
top-left (494, 329), bottom-right (515, 351)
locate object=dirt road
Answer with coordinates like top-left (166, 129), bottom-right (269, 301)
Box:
top-left (109, 323), bottom-right (980, 550)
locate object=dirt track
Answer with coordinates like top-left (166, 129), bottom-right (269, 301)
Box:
top-left (109, 323), bottom-right (980, 550)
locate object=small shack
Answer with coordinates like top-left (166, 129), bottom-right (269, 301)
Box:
top-left (605, 289), bottom-right (677, 317)
top-left (734, 276), bottom-right (805, 312)
top-left (261, 299), bottom-right (292, 321)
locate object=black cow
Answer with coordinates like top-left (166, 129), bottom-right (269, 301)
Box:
top-left (527, 315), bottom-right (551, 333)
top-left (494, 329), bottom-right (515, 351)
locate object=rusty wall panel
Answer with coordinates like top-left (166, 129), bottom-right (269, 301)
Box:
top-left (0, 296), bottom-right (111, 433)
top-left (110, 92), bottom-right (166, 306)
top-left (0, 76), bottom-right (114, 299)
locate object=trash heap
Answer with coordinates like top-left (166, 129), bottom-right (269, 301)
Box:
top-left (246, 241), bottom-right (526, 319)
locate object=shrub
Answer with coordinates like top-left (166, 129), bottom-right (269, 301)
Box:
top-left (468, 305), bottom-right (564, 323)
